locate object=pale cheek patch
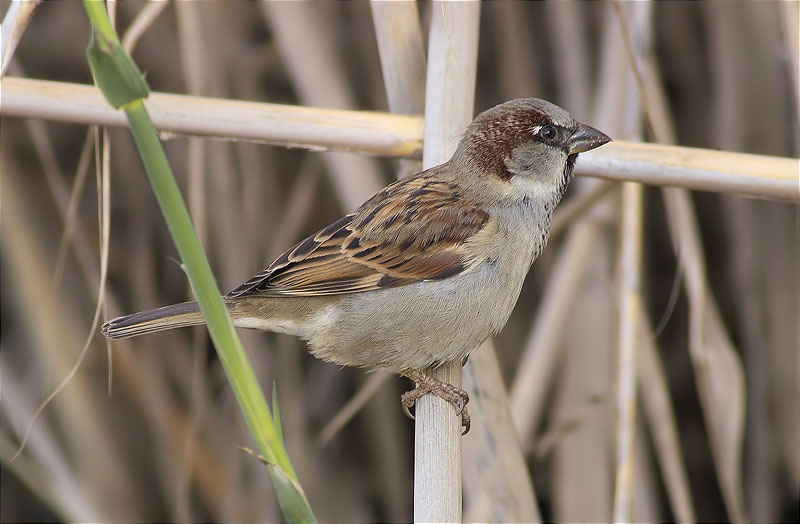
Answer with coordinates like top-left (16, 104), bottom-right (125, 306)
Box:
top-left (509, 174), bottom-right (552, 200)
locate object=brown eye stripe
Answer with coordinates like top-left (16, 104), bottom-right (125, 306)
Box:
top-left (465, 107), bottom-right (557, 180)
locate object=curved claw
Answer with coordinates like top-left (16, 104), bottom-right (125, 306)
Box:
top-left (399, 372), bottom-right (471, 434)
top-left (402, 401), bottom-right (416, 420)
top-left (452, 391), bottom-right (469, 416)
top-left (460, 407), bottom-right (471, 435)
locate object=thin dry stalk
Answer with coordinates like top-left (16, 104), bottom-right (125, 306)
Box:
top-left (3, 76), bottom-right (797, 200)
top-left (260, 1), bottom-right (385, 210)
top-left (370, 0), bottom-right (425, 180)
top-left (637, 316), bottom-right (696, 523)
top-left (413, 3), bottom-right (480, 521)
top-left (305, 13), bottom-right (423, 513)
top-left (174, 1), bottom-right (210, 520)
top-left (2, 160), bottom-right (140, 519)
top-left (120, 0), bottom-right (168, 53)
top-left (0, 379), bottom-right (93, 520)
top-left (575, 141), bottom-right (798, 201)
top-left (611, 3), bottom-right (649, 520)
top-left (463, 340), bottom-right (540, 523)
top-left (1, 77), bottom-right (425, 159)
top-left (361, 379), bottom-right (413, 522)
top-left (551, 252), bottom-right (615, 521)
top-left (636, 32), bottom-right (749, 521)
top-left (370, 1), bottom-right (425, 116)
top-left (366, 11), bottom-right (427, 508)
top-left (612, 181), bottom-right (643, 522)
top-left (0, 0), bottom-right (42, 76)
top-left (780, 2), bottom-right (800, 130)
top-left (545, 1), bottom-right (590, 117)
top-left (663, 187), bottom-right (748, 523)
top-left (486, 2), bottom-right (542, 99)
top-left (318, 372), bottom-right (390, 447)
top-left (548, 3), bottom-right (633, 519)
top-left (50, 132), bottom-right (95, 289)
top-left (509, 219), bottom-right (604, 441)
top-left (550, 180), bottom-right (617, 239)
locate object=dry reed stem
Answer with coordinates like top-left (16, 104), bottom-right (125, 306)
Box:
top-left (364, 8), bottom-right (426, 490)
top-left (613, 181), bottom-right (643, 523)
top-left (3, 76), bottom-right (796, 200)
top-left (4, 3), bottom-right (796, 520)
top-left (0, 384), bottom-right (92, 520)
top-left (551, 253), bottom-right (615, 521)
top-left (2, 162), bottom-right (141, 519)
top-left (413, 3), bottom-right (480, 521)
top-left (636, 32), bottom-right (749, 520)
top-left (611, 3), bottom-right (650, 520)
top-left (608, 8), bottom-right (700, 523)
top-left (174, 1), bottom-right (210, 520)
top-left (548, 4), bottom-right (634, 519)
top-left (509, 220), bottom-right (603, 441)
top-left (637, 316), bottom-right (696, 522)
top-left (575, 141), bottom-right (798, 201)
top-left (5, 77), bottom-right (142, 517)
top-left (545, 1), bottom-right (590, 117)
top-left (663, 187), bottom-right (748, 523)
top-left (780, 2), bottom-right (800, 127)
top-left (370, 0), bottom-right (425, 180)
top-left (317, 372), bottom-right (390, 447)
top-left (275, 0), bottom-right (427, 465)
top-left (1, 76), bottom-right (424, 158)
top-left (260, 1), bottom-right (385, 210)
top-left (6, 89), bottom-right (222, 516)
top-left (120, 0), bottom-right (168, 54)
top-left (462, 340), bottom-right (540, 523)
top-left (370, 1), bottom-right (425, 116)
top-left (550, 180), bottom-right (617, 239)
top-left (0, 0), bottom-right (42, 76)
top-left (487, 2), bottom-right (542, 99)
top-left (50, 132), bottom-right (95, 289)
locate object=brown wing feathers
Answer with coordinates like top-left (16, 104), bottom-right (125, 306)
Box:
top-left (226, 172), bottom-right (489, 298)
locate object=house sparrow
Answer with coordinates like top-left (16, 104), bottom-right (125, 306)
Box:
top-left (102, 98), bottom-right (610, 434)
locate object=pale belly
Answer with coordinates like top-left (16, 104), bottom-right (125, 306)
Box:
top-left (302, 258), bottom-right (529, 372)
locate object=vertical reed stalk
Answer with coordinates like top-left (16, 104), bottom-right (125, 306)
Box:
top-left (414, 3), bottom-right (479, 522)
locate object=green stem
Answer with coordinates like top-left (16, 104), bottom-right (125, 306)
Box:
top-left (123, 100), bottom-right (289, 471)
top-left (82, 2), bottom-right (315, 521)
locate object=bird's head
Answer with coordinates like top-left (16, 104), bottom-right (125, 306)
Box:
top-left (452, 98), bottom-right (610, 206)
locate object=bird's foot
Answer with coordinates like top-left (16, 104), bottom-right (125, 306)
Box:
top-left (400, 369), bottom-right (470, 434)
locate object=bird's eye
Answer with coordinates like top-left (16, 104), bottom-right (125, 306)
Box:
top-left (539, 125), bottom-right (557, 140)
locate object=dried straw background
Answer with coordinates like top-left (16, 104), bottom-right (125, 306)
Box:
top-left (1, 2), bottom-right (798, 522)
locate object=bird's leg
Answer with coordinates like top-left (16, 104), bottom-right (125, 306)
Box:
top-left (400, 369), bottom-right (471, 434)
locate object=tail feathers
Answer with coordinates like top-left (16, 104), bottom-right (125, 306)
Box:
top-left (102, 301), bottom-right (205, 339)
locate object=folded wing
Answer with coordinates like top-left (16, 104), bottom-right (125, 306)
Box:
top-left (225, 170), bottom-right (489, 298)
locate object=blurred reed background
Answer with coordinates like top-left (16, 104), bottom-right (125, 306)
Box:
top-left (1, 1), bottom-right (798, 522)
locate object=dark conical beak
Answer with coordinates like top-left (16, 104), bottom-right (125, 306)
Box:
top-left (567, 123), bottom-right (611, 154)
